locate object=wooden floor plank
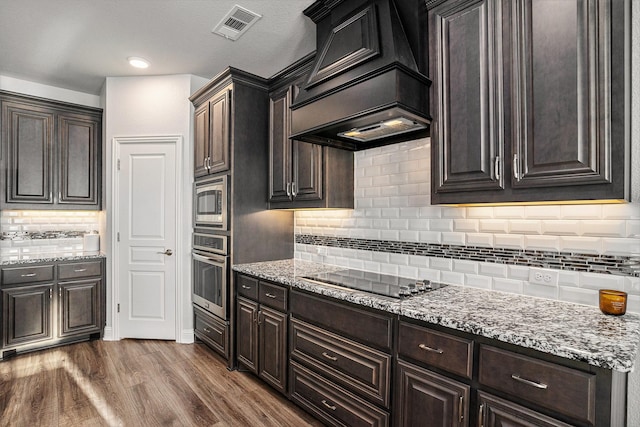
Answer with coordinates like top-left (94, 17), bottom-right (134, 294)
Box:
top-left (0, 340), bottom-right (323, 427)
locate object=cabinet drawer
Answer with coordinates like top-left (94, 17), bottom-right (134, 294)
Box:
top-left (58, 260), bottom-right (102, 280)
top-left (237, 274), bottom-right (258, 300)
top-left (290, 361), bottom-right (389, 427)
top-left (290, 290), bottom-right (393, 351)
top-left (291, 318), bottom-right (391, 408)
top-left (194, 305), bottom-right (229, 359)
top-left (398, 321), bottom-right (473, 379)
top-left (1, 265), bottom-right (54, 285)
top-left (259, 281), bottom-right (287, 311)
top-left (478, 345), bottom-right (596, 424)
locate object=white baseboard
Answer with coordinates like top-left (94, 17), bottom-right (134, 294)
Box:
top-left (180, 329), bottom-right (195, 344)
top-left (102, 327), bottom-right (115, 341)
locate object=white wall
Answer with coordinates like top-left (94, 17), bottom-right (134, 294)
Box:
top-left (103, 74), bottom-right (208, 343)
top-left (0, 74), bottom-right (101, 107)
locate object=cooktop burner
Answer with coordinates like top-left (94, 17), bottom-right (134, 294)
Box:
top-left (300, 269), bottom-right (446, 299)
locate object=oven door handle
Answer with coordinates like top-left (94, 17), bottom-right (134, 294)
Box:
top-left (192, 252), bottom-right (227, 265)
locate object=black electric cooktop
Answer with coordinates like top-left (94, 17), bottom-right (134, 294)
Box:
top-left (300, 269), bottom-right (446, 299)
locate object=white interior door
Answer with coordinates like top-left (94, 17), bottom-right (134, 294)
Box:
top-left (117, 139), bottom-right (177, 339)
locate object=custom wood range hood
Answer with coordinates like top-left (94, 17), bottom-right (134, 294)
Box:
top-left (290, 0), bottom-right (431, 151)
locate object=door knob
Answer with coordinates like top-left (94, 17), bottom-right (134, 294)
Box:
top-left (159, 249), bottom-right (173, 256)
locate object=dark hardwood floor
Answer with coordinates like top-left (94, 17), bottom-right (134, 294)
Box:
top-left (0, 339), bottom-right (324, 427)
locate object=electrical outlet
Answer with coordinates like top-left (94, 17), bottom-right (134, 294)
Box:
top-left (528, 268), bottom-right (559, 286)
top-left (316, 246), bottom-right (327, 256)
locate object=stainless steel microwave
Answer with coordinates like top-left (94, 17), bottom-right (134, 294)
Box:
top-left (194, 175), bottom-right (227, 229)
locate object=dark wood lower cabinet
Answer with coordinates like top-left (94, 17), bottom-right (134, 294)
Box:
top-left (0, 258), bottom-right (105, 359)
top-left (194, 304), bottom-right (229, 359)
top-left (236, 297), bottom-right (259, 372)
top-left (395, 360), bottom-right (469, 427)
top-left (258, 306), bottom-right (287, 393)
top-left (2, 284), bottom-right (53, 347)
top-left (290, 361), bottom-right (389, 427)
top-left (478, 392), bottom-right (573, 427)
top-left (58, 279), bottom-right (101, 337)
top-left (236, 289), bottom-right (288, 394)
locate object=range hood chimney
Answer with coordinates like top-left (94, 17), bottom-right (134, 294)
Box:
top-left (290, 0), bottom-right (431, 151)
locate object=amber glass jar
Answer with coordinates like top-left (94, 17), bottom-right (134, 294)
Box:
top-left (599, 289), bottom-right (627, 316)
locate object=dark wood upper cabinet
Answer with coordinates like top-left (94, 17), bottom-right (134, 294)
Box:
top-left (193, 86), bottom-right (230, 179)
top-left (268, 55), bottom-right (354, 210)
top-left (0, 91), bottom-right (102, 209)
top-left (430, 0), bottom-right (630, 204)
top-left (430, 0), bottom-right (505, 196)
top-left (58, 113), bottom-right (100, 205)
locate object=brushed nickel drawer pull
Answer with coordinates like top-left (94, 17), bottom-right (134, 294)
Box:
top-left (21, 273), bottom-right (37, 277)
top-left (241, 285), bottom-right (252, 290)
top-left (322, 352), bottom-right (338, 361)
top-left (511, 374), bottom-right (548, 389)
top-left (74, 268), bottom-right (87, 272)
top-left (478, 403), bottom-right (484, 427)
top-left (321, 400), bottom-right (336, 411)
top-left (419, 343), bottom-right (443, 354)
top-left (265, 293), bottom-right (277, 299)
top-left (458, 395), bottom-right (464, 423)
top-left (203, 327), bottom-right (211, 333)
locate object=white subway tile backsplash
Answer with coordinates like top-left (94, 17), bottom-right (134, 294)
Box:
top-left (441, 232), bottom-right (466, 245)
top-left (481, 263), bottom-right (509, 278)
top-left (524, 206), bottom-right (562, 219)
top-left (441, 271), bottom-right (465, 285)
top-left (466, 233), bottom-right (494, 247)
top-left (559, 286), bottom-right (598, 307)
top-left (524, 283), bottom-right (558, 299)
top-left (430, 257), bottom-right (453, 271)
top-left (453, 259), bottom-right (479, 274)
top-left (292, 138), bottom-right (640, 313)
top-left (626, 295), bottom-right (640, 314)
top-left (580, 220), bottom-right (627, 237)
top-left (579, 272), bottom-right (626, 291)
top-left (380, 263), bottom-right (399, 275)
top-left (479, 220), bottom-right (509, 233)
top-left (625, 277), bottom-right (640, 295)
top-left (493, 278), bottom-right (524, 294)
top-left (560, 237), bottom-right (603, 254)
top-left (508, 265), bottom-right (531, 280)
top-left (561, 205), bottom-right (602, 219)
top-left (524, 235), bottom-right (561, 252)
top-left (465, 275), bottom-right (493, 289)
top-left (509, 220), bottom-right (542, 235)
top-left (494, 234), bottom-right (525, 249)
top-left (399, 265), bottom-right (419, 278)
top-left (602, 238), bottom-right (640, 255)
top-left (542, 220), bottom-right (580, 236)
top-left (454, 219), bottom-right (479, 233)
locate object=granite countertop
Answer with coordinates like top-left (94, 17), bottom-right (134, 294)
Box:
top-left (0, 252), bottom-right (105, 266)
top-left (233, 259), bottom-right (640, 373)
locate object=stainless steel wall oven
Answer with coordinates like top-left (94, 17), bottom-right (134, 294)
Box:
top-left (192, 232), bottom-right (228, 319)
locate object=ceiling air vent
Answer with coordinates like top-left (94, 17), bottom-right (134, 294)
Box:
top-left (212, 5), bottom-right (261, 41)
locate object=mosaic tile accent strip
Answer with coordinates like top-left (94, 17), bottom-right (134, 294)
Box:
top-left (296, 234), bottom-right (640, 277)
top-left (1, 231), bottom-right (92, 240)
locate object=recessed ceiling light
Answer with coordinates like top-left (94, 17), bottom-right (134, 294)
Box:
top-left (127, 57), bottom-right (150, 68)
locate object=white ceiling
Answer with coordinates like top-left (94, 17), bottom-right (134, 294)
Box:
top-left (0, 0), bottom-right (316, 95)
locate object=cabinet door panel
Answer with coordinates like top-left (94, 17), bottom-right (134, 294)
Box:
top-left (58, 114), bottom-right (100, 205)
top-left (512, 0), bottom-right (611, 188)
top-left (269, 87), bottom-right (292, 202)
top-left (58, 279), bottom-right (101, 337)
top-left (395, 360), bottom-right (469, 427)
top-left (2, 284), bottom-right (53, 347)
top-left (208, 90), bottom-right (230, 174)
top-left (194, 103), bottom-right (210, 178)
top-left (258, 306), bottom-right (287, 393)
top-left (292, 140), bottom-right (323, 201)
top-left (478, 392), bottom-right (573, 427)
top-left (4, 103), bottom-right (54, 204)
top-left (236, 297), bottom-right (258, 373)
top-left (431, 0), bottom-right (504, 195)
